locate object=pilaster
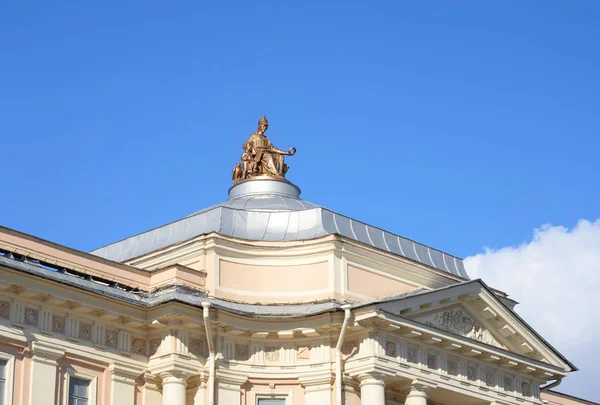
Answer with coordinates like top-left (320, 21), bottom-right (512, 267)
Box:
top-left (109, 362), bottom-right (144, 405)
top-left (216, 371), bottom-right (247, 405)
top-left (300, 373), bottom-right (334, 405)
top-left (28, 341), bottom-right (65, 405)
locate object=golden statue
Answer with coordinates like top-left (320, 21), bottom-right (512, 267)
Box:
top-left (232, 116), bottom-right (296, 185)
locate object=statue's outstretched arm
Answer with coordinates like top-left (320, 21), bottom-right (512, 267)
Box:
top-left (269, 144), bottom-right (296, 155)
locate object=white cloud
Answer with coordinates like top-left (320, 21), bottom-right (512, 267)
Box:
top-left (464, 219), bottom-right (600, 401)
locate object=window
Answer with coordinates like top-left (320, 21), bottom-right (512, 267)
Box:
top-left (0, 359), bottom-right (6, 405)
top-left (68, 377), bottom-right (90, 405)
top-left (0, 355), bottom-right (14, 405)
top-left (252, 388), bottom-right (293, 405)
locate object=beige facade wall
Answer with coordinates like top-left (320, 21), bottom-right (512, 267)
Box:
top-left (218, 259), bottom-right (329, 301)
top-left (347, 264), bottom-right (418, 298)
top-left (542, 391), bottom-right (599, 405)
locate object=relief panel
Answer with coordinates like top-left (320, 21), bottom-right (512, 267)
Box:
top-left (415, 308), bottom-right (504, 348)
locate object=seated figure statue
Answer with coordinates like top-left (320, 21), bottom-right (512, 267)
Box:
top-left (232, 116), bottom-right (296, 185)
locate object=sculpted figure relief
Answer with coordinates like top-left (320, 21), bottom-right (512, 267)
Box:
top-left (232, 116), bottom-right (296, 185)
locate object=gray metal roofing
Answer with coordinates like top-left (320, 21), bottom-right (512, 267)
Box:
top-left (90, 194), bottom-right (468, 279)
top-left (0, 254), bottom-right (340, 317)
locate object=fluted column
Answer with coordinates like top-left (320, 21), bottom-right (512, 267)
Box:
top-left (405, 382), bottom-right (431, 405)
top-left (161, 371), bottom-right (187, 405)
top-left (358, 374), bottom-right (386, 405)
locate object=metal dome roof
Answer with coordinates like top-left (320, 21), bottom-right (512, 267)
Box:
top-left (90, 180), bottom-right (468, 279)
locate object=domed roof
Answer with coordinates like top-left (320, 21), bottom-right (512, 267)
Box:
top-left (90, 179), bottom-right (468, 279)
top-left (188, 180), bottom-right (318, 215)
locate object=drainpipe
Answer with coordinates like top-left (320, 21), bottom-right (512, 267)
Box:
top-left (540, 378), bottom-right (562, 392)
top-left (202, 302), bottom-right (215, 405)
top-left (335, 304), bottom-right (352, 405)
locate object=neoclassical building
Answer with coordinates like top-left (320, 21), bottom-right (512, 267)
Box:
top-left (0, 118), bottom-right (580, 405)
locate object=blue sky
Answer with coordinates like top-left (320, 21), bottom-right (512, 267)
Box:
top-left (1, 1), bottom-right (599, 399)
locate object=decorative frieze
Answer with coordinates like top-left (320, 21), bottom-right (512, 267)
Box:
top-left (235, 344), bottom-right (249, 361)
top-left (149, 338), bottom-right (162, 356)
top-left (343, 340), bottom-right (358, 358)
top-left (131, 339), bottom-right (146, 355)
top-left (24, 307), bottom-right (39, 326)
top-left (190, 339), bottom-right (204, 356)
top-left (448, 359), bottom-right (459, 376)
top-left (419, 308), bottom-right (503, 348)
top-left (504, 375), bottom-right (513, 391)
top-left (522, 382), bottom-right (531, 396)
top-left (427, 353), bottom-right (437, 370)
top-left (0, 301), bottom-right (10, 319)
top-left (467, 365), bottom-right (477, 381)
top-left (385, 341), bottom-right (396, 357)
top-left (105, 329), bottom-right (118, 348)
top-left (79, 322), bottom-right (92, 340)
top-left (296, 345), bottom-right (310, 360)
top-left (486, 370), bottom-right (495, 387)
top-left (264, 346), bottom-right (280, 362)
top-left (407, 347), bottom-right (418, 364)
top-left (52, 315), bottom-right (66, 333)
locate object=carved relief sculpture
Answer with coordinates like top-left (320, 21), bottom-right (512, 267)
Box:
top-left (385, 341), bottom-right (396, 357)
top-left (422, 309), bottom-right (503, 348)
top-left (504, 376), bottom-right (513, 391)
top-left (52, 315), bottom-right (66, 333)
top-left (0, 301), bottom-right (10, 318)
top-left (24, 308), bottom-right (39, 326)
top-left (190, 339), bottom-right (204, 356)
top-left (342, 340), bottom-right (358, 358)
top-left (407, 347), bottom-right (418, 363)
top-left (105, 329), bottom-right (118, 348)
top-left (427, 354), bottom-right (437, 370)
top-left (486, 371), bottom-right (495, 387)
top-left (149, 338), bottom-right (162, 356)
top-left (235, 344), bottom-right (249, 361)
top-left (296, 345), bottom-right (310, 360)
top-left (467, 366), bottom-right (477, 381)
top-left (264, 346), bottom-right (280, 362)
top-left (448, 360), bottom-right (458, 376)
top-left (79, 323), bottom-right (92, 340)
top-left (232, 116), bottom-right (296, 185)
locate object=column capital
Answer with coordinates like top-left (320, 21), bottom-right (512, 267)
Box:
top-left (406, 379), bottom-right (436, 401)
top-left (357, 373), bottom-right (388, 388)
top-left (160, 370), bottom-right (188, 385)
top-left (148, 353), bottom-right (200, 378)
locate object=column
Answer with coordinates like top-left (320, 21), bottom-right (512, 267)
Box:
top-left (109, 363), bottom-right (141, 405)
top-left (358, 374), bottom-right (386, 405)
top-left (161, 371), bottom-right (187, 405)
top-left (29, 341), bottom-right (65, 405)
top-left (405, 382), bottom-right (430, 405)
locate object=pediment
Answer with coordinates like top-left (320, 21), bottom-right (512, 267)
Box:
top-left (413, 306), bottom-right (507, 350)
top-left (371, 279), bottom-right (575, 372)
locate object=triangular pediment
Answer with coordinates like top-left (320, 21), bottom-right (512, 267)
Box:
top-left (369, 279), bottom-right (575, 373)
top-left (413, 305), bottom-right (507, 350)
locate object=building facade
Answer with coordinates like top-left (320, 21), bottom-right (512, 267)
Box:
top-left (542, 391), bottom-right (599, 405)
top-left (0, 118), bottom-right (579, 404)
